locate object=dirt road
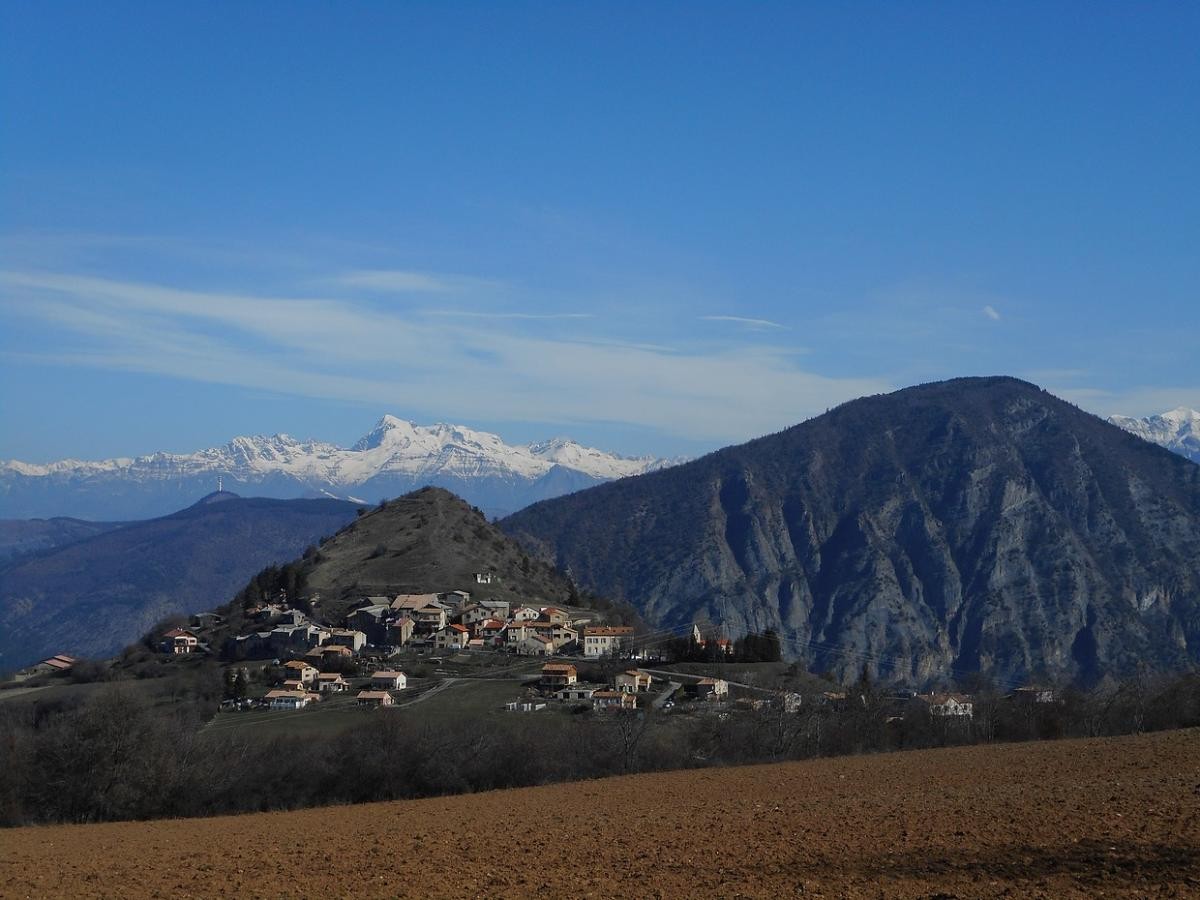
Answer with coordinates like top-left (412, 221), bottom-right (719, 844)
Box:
top-left (3, 729), bottom-right (1198, 898)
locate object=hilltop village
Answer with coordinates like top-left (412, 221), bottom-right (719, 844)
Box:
top-left (132, 577), bottom-right (1060, 729)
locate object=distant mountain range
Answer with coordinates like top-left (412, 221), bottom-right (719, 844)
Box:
top-left (503, 378), bottom-right (1200, 686)
top-left (1108, 407), bottom-right (1200, 463)
top-left (0, 493), bottom-right (360, 671)
top-left (0, 416), bottom-right (682, 520)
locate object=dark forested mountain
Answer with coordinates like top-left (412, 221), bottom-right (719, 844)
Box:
top-left (0, 494), bottom-right (360, 671)
top-left (0, 517), bottom-right (127, 563)
top-left (503, 377), bottom-right (1200, 686)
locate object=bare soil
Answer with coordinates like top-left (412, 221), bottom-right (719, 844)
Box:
top-left (3, 729), bottom-right (1198, 899)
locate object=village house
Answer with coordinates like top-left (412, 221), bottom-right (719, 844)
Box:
top-left (282, 679), bottom-right (308, 691)
top-left (370, 670), bottom-right (407, 691)
top-left (392, 593), bottom-right (440, 614)
top-left (438, 590), bottom-right (472, 609)
top-left (592, 690), bottom-right (637, 711)
top-left (615, 670), bottom-right (653, 693)
top-left (917, 693), bottom-right (974, 718)
top-left (232, 631), bottom-right (273, 656)
top-left (16, 654), bottom-right (78, 680)
top-left (348, 603), bottom-right (391, 634)
top-left (687, 677), bottom-right (729, 700)
top-left (514, 634), bottom-right (555, 657)
top-left (473, 572), bottom-right (494, 584)
top-left (476, 619), bottom-right (508, 644)
top-left (538, 607), bottom-right (571, 626)
top-left (1010, 686), bottom-right (1057, 704)
top-left (190, 611), bottom-right (223, 629)
top-left (541, 663), bottom-right (578, 687)
top-left (505, 699), bottom-right (546, 712)
top-left (510, 605), bottom-right (541, 623)
top-left (265, 689), bottom-right (317, 710)
top-left (433, 623), bottom-right (471, 651)
top-left (269, 623), bottom-right (329, 654)
top-left (459, 604), bottom-right (494, 628)
top-left (161, 628), bottom-right (200, 654)
top-left (316, 673), bottom-right (350, 692)
top-left (554, 685), bottom-right (597, 702)
top-left (283, 661), bottom-right (319, 685)
top-left (550, 624), bottom-right (579, 649)
top-left (356, 690), bottom-right (395, 708)
top-left (503, 621), bottom-right (533, 644)
top-left (327, 629), bottom-right (367, 652)
top-left (477, 599), bottom-right (510, 619)
top-left (388, 616), bottom-right (415, 646)
top-left (318, 644), bottom-right (354, 663)
top-left (412, 602), bottom-right (451, 633)
top-left (583, 626), bottom-right (635, 658)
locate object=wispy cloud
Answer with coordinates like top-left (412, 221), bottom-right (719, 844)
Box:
top-left (700, 314), bottom-right (787, 330)
top-left (423, 310), bottom-right (595, 320)
top-left (982, 305), bottom-right (1001, 321)
top-left (0, 270), bottom-right (888, 444)
top-left (334, 269), bottom-right (489, 293)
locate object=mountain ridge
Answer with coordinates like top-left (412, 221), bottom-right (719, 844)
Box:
top-left (502, 376), bottom-right (1200, 686)
top-left (0, 416), bottom-right (684, 520)
top-left (0, 495), bottom-right (361, 670)
top-left (1108, 407), bottom-right (1200, 463)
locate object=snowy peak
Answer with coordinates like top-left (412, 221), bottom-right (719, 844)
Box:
top-left (527, 437), bottom-right (678, 479)
top-left (351, 415), bottom-right (422, 451)
top-left (1109, 408), bottom-right (1200, 463)
top-left (0, 415), bottom-right (683, 519)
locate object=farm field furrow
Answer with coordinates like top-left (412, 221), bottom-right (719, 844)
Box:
top-left (2, 728), bottom-right (1198, 899)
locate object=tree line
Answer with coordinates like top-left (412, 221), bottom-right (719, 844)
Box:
top-left (1, 663), bottom-right (1197, 828)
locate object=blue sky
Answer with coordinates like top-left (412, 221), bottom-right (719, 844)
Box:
top-left (2, 2), bottom-right (1197, 462)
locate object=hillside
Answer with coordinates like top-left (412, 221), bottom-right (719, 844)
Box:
top-left (267, 486), bottom-right (582, 624)
top-left (0, 494), bottom-right (360, 670)
top-left (0, 517), bottom-right (126, 563)
top-left (3, 728), bottom-right (1196, 898)
top-left (503, 377), bottom-right (1200, 685)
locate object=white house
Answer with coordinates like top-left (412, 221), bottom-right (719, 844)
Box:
top-left (282, 661), bottom-right (319, 685)
top-left (615, 670), bottom-right (653, 693)
top-left (356, 690), bottom-right (395, 708)
top-left (316, 673), bottom-right (350, 693)
top-left (370, 670), bottom-right (407, 691)
top-left (583, 626), bottom-right (635, 658)
top-left (161, 628), bottom-right (199, 655)
top-left (265, 689), bottom-right (317, 710)
top-left (920, 693), bottom-right (974, 718)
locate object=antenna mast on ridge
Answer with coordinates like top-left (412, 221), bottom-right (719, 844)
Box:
top-left (218, 475), bottom-right (223, 493)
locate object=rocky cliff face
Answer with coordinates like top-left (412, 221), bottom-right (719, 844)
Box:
top-left (503, 377), bottom-right (1200, 686)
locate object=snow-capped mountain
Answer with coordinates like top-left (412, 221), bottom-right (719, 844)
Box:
top-left (1108, 407), bottom-right (1200, 464)
top-left (0, 416), bottom-right (682, 521)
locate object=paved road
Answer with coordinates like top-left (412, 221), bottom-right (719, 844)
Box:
top-left (652, 682), bottom-right (681, 709)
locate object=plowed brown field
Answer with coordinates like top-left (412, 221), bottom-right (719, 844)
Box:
top-left (3, 729), bottom-right (1199, 899)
